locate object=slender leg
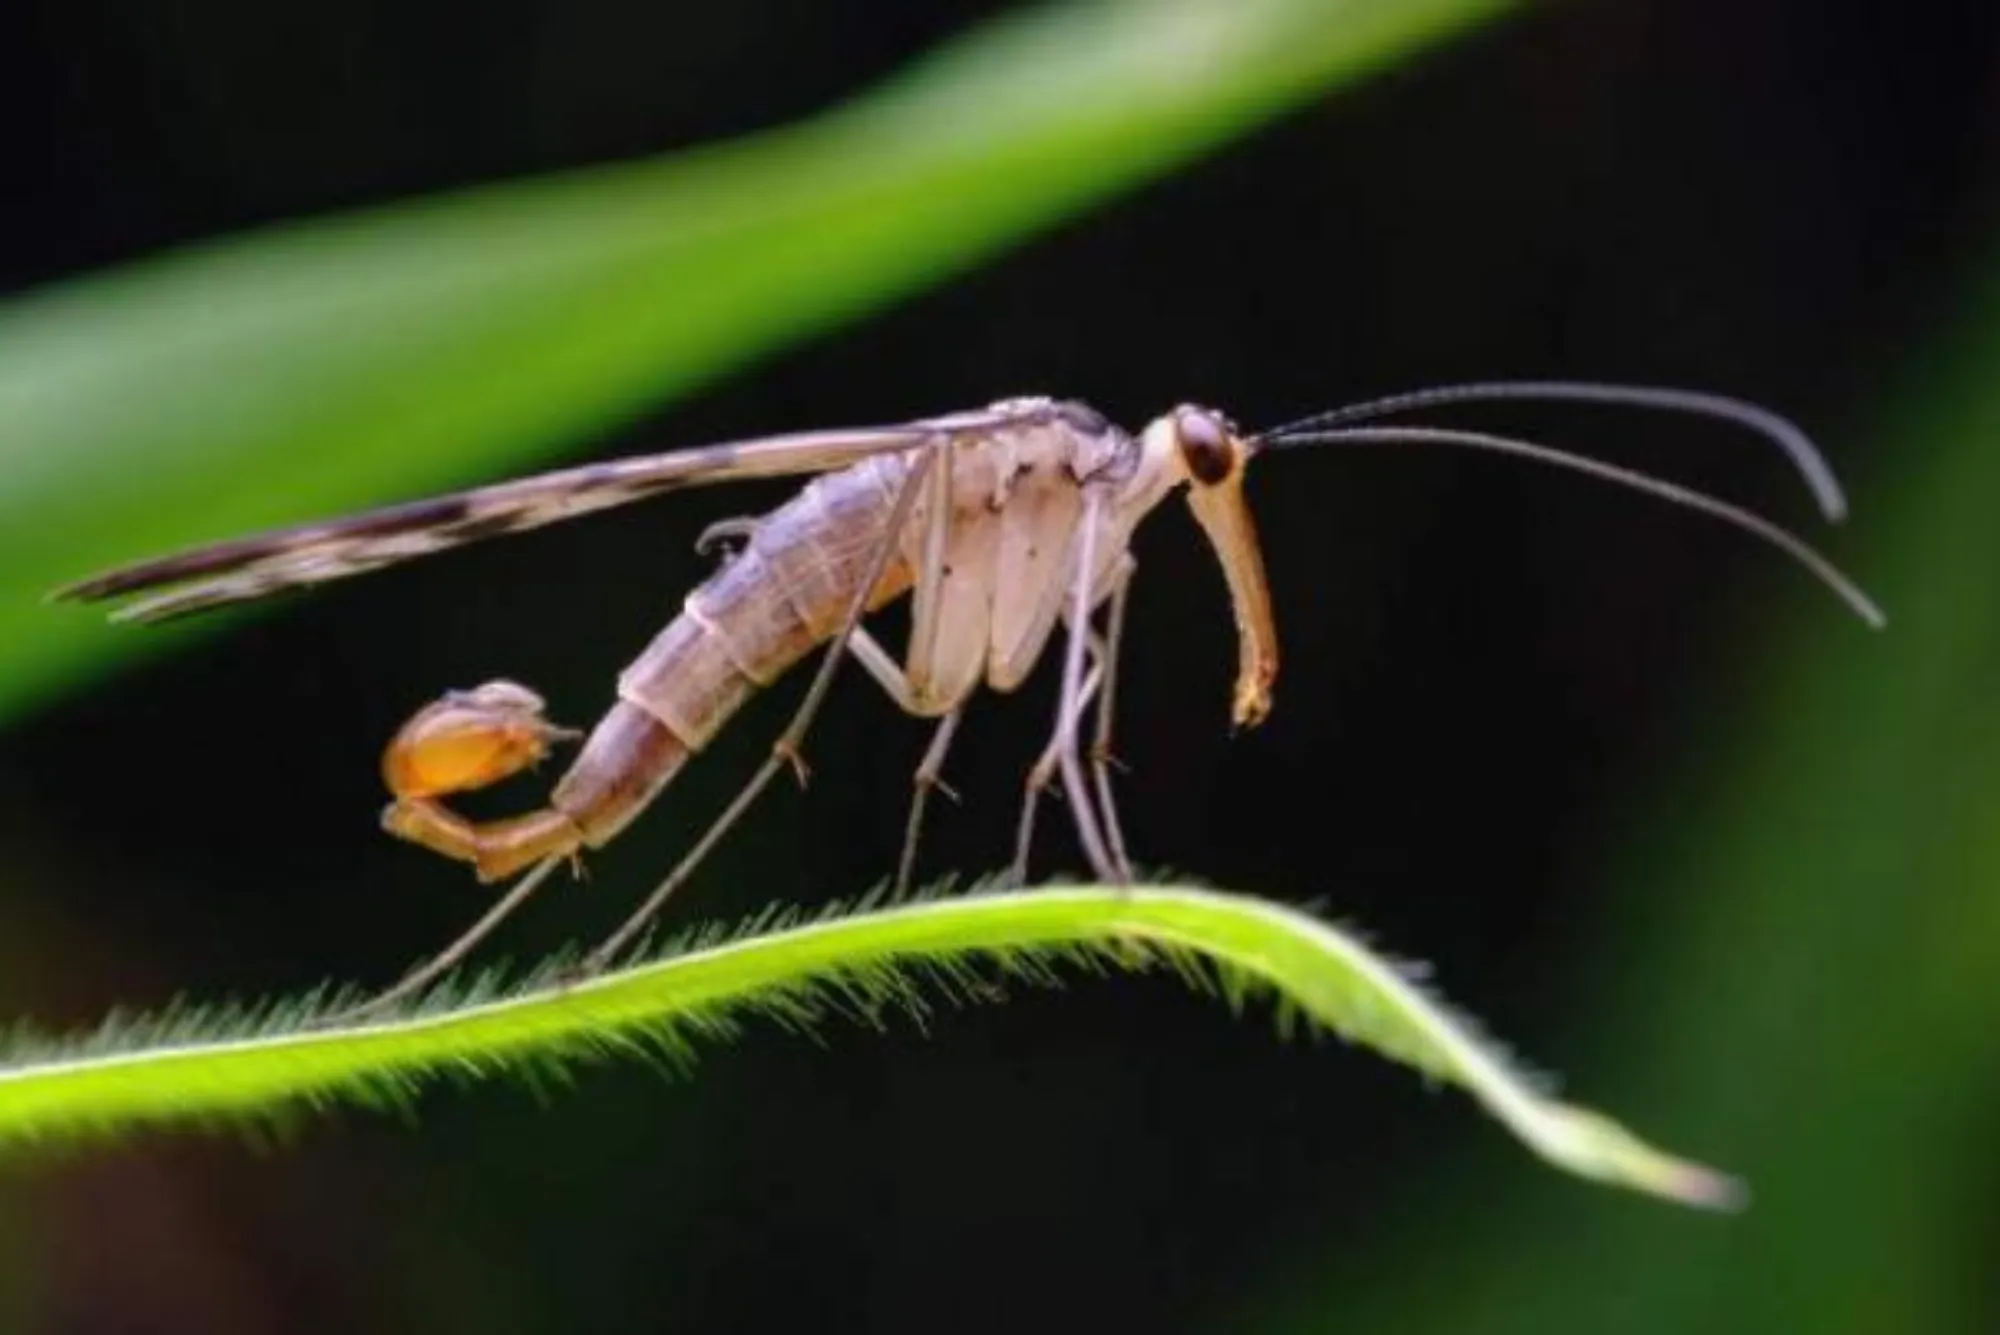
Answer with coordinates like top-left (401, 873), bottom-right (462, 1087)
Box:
top-left (895, 709), bottom-right (964, 894)
top-left (905, 430), bottom-right (954, 697)
top-left (1087, 559), bottom-right (1136, 879)
top-left (319, 853), bottom-right (567, 1025)
top-left (1050, 488), bottom-right (1119, 881)
top-left (845, 622), bottom-right (919, 702)
top-left (848, 441), bottom-right (962, 893)
top-left (578, 442), bottom-right (944, 974)
top-left (1008, 656), bottom-right (1103, 883)
top-left (1008, 521), bottom-right (1136, 886)
top-left (836, 626), bottom-right (963, 896)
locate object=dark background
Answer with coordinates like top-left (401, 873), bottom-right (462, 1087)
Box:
top-left (0, 1), bottom-right (1995, 1332)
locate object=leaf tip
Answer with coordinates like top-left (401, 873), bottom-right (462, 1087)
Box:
top-left (1653, 1158), bottom-right (1750, 1213)
top-left (1539, 1102), bottom-right (1748, 1212)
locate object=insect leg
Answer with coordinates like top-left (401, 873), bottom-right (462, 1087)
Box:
top-left (897, 708), bottom-right (964, 895)
top-left (1049, 487), bottom-right (1121, 882)
top-left (1008, 653), bottom-right (1104, 883)
top-left (904, 426), bottom-right (955, 697)
top-left (837, 626), bottom-right (965, 895)
top-left (1007, 532), bottom-right (1128, 884)
top-left (578, 441), bottom-right (945, 974)
top-left (1087, 556), bottom-right (1137, 878)
top-left (317, 853), bottom-right (568, 1026)
top-left (844, 625), bottom-right (918, 703)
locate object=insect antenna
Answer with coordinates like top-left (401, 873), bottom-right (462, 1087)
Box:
top-left (1255, 423), bottom-right (1884, 628)
top-left (1257, 380), bottom-right (1848, 521)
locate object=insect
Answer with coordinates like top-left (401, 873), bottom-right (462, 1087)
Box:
top-left (54, 381), bottom-right (1883, 1016)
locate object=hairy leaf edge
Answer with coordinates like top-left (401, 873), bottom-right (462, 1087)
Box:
top-left (0, 880), bottom-right (1742, 1209)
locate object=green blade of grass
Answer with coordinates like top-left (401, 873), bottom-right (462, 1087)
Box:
top-left (0, 0), bottom-right (1513, 722)
top-left (0, 882), bottom-right (1735, 1210)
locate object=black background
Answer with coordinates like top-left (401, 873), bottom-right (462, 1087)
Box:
top-left (0, 2), bottom-right (1994, 1332)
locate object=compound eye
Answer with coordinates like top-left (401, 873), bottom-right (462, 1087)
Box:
top-left (1176, 409), bottom-right (1235, 486)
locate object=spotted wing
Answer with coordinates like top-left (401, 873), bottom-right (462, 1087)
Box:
top-left (54, 404), bottom-right (1040, 624)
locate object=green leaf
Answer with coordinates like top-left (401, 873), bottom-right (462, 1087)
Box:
top-left (0, 882), bottom-right (1733, 1209)
top-left (0, 0), bottom-right (1513, 721)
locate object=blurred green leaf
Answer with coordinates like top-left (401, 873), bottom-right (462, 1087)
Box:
top-left (0, 881), bottom-right (1733, 1209)
top-left (1247, 254), bottom-right (2000, 1331)
top-left (0, 0), bottom-right (1511, 721)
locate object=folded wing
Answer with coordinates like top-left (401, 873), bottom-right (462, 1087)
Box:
top-left (52, 407), bottom-right (1038, 624)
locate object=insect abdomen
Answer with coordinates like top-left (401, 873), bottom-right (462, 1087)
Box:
top-left (616, 454), bottom-right (915, 735)
top-left (549, 455), bottom-right (920, 850)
